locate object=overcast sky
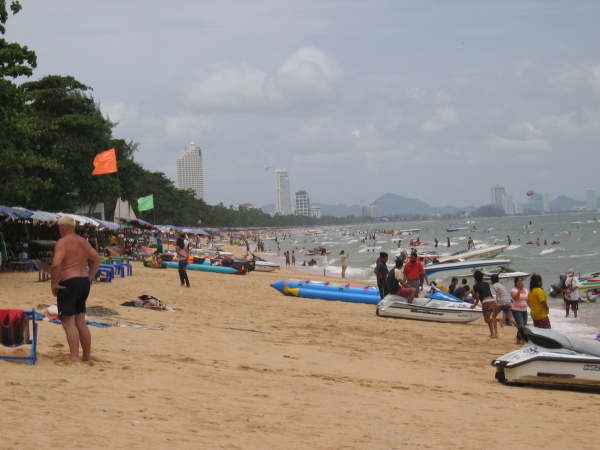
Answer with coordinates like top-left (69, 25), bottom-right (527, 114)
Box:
top-left (9, 0), bottom-right (600, 209)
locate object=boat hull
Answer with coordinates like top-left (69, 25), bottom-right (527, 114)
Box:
top-left (376, 294), bottom-right (482, 323)
top-left (425, 259), bottom-right (512, 278)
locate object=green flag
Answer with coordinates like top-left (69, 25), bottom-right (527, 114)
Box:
top-left (137, 194), bottom-right (154, 211)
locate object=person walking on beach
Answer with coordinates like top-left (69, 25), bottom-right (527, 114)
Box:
top-left (321, 248), bottom-right (330, 277)
top-left (51, 215), bottom-right (101, 362)
top-left (491, 274), bottom-right (517, 329)
top-left (387, 257), bottom-right (416, 303)
top-left (374, 252), bottom-right (389, 299)
top-left (402, 251), bottom-right (429, 294)
top-left (291, 250), bottom-right (295, 266)
top-left (176, 235), bottom-right (190, 288)
top-left (340, 250), bottom-right (349, 279)
top-left (446, 237), bottom-right (451, 247)
top-left (284, 250), bottom-right (290, 266)
top-left (563, 268), bottom-right (580, 318)
top-left (471, 270), bottom-right (498, 338)
top-left (507, 236), bottom-right (512, 246)
top-left (511, 276), bottom-right (529, 345)
top-left (467, 237), bottom-right (474, 250)
top-left (528, 273), bottom-right (550, 328)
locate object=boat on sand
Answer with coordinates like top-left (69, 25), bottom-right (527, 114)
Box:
top-left (376, 288), bottom-right (482, 323)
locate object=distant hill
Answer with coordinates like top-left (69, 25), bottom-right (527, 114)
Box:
top-left (372, 193), bottom-right (475, 216)
top-left (261, 193), bottom-right (475, 217)
top-left (261, 193), bottom-right (594, 218)
top-left (549, 195), bottom-right (586, 210)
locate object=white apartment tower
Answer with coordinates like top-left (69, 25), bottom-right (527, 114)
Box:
top-left (295, 190), bottom-right (310, 216)
top-left (177, 142), bottom-right (205, 200)
top-left (275, 168), bottom-right (292, 215)
top-left (586, 188), bottom-right (597, 210)
top-left (491, 184), bottom-right (506, 206)
top-left (362, 205), bottom-right (377, 217)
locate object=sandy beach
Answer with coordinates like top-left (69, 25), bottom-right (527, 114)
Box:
top-left (2, 244), bottom-right (600, 449)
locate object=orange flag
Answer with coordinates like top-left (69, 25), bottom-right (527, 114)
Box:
top-left (91, 148), bottom-right (118, 175)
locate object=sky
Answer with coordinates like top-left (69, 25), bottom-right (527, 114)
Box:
top-left (8, 0), bottom-right (600, 209)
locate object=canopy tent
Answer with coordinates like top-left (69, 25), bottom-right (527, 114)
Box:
top-left (113, 198), bottom-right (137, 221)
top-left (180, 227), bottom-right (212, 236)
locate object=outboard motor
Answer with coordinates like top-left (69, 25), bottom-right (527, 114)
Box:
top-left (549, 274), bottom-right (567, 298)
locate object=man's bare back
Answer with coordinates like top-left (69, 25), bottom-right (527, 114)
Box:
top-left (51, 227), bottom-right (100, 296)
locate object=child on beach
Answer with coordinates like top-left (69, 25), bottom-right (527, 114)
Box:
top-left (491, 274), bottom-right (517, 329)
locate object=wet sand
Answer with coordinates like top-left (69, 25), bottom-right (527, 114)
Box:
top-left (2, 244), bottom-right (599, 449)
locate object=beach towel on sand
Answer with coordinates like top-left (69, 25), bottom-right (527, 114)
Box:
top-left (121, 295), bottom-right (176, 312)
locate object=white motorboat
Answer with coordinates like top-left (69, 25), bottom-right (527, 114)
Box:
top-left (252, 256), bottom-right (280, 272)
top-left (435, 245), bottom-right (507, 264)
top-left (376, 289), bottom-right (482, 323)
top-left (492, 326), bottom-right (600, 388)
top-left (483, 265), bottom-right (529, 280)
top-left (425, 258), bottom-right (512, 279)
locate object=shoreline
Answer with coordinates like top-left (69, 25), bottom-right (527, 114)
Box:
top-left (2, 242), bottom-right (599, 448)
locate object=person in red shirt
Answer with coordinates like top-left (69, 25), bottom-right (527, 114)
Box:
top-left (402, 251), bottom-right (429, 293)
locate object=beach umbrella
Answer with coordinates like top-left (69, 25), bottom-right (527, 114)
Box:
top-left (3, 206), bottom-right (34, 219)
top-left (120, 218), bottom-right (154, 230)
top-left (95, 219), bottom-right (121, 230)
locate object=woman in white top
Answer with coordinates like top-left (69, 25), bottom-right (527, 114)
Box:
top-left (321, 249), bottom-right (330, 277)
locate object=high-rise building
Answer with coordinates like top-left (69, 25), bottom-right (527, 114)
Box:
top-left (295, 190), bottom-right (310, 216)
top-left (586, 188), bottom-right (597, 210)
top-left (177, 142), bottom-right (205, 200)
top-left (310, 205), bottom-right (321, 218)
top-left (362, 205), bottom-right (377, 217)
top-left (491, 184), bottom-right (505, 206)
top-left (502, 193), bottom-right (514, 215)
top-left (542, 193), bottom-right (550, 212)
top-left (275, 169), bottom-right (292, 215)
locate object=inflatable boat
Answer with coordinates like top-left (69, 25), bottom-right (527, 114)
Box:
top-left (270, 279), bottom-right (381, 304)
top-left (492, 326), bottom-right (600, 388)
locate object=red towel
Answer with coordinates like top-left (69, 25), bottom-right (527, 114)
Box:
top-left (0, 309), bottom-right (24, 328)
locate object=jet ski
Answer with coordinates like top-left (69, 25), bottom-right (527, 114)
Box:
top-left (376, 286), bottom-right (482, 323)
top-left (492, 326), bottom-right (600, 388)
top-left (483, 265), bottom-right (529, 280)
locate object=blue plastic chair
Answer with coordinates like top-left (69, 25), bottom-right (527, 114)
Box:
top-left (0, 309), bottom-right (38, 365)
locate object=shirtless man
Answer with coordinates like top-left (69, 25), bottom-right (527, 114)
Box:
top-left (51, 215), bottom-right (101, 362)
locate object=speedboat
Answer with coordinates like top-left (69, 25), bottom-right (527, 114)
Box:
top-left (424, 258), bottom-right (512, 278)
top-left (483, 265), bottom-right (529, 280)
top-left (446, 226), bottom-right (467, 232)
top-left (492, 326), bottom-right (600, 388)
top-left (376, 288), bottom-right (482, 323)
top-left (435, 245), bottom-right (507, 263)
top-left (251, 255), bottom-right (280, 272)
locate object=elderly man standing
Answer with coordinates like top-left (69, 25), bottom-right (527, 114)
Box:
top-left (51, 215), bottom-right (101, 362)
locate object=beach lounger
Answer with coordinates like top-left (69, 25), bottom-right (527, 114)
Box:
top-left (0, 309), bottom-right (38, 365)
top-left (31, 259), bottom-right (52, 282)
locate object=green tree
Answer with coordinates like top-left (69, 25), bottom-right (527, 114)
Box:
top-left (21, 75), bottom-right (120, 211)
top-left (0, 1), bottom-right (59, 205)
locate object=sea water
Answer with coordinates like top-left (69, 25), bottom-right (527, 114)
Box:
top-left (266, 212), bottom-right (600, 338)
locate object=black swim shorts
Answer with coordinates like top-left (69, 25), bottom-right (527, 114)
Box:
top-left (565, 299), bottom-right (579, 311)
top-left (57, 277), bottom-right (91, 317)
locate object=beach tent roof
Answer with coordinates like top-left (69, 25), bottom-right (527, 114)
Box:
top-left (180, 227), bottom-right (211, 236)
